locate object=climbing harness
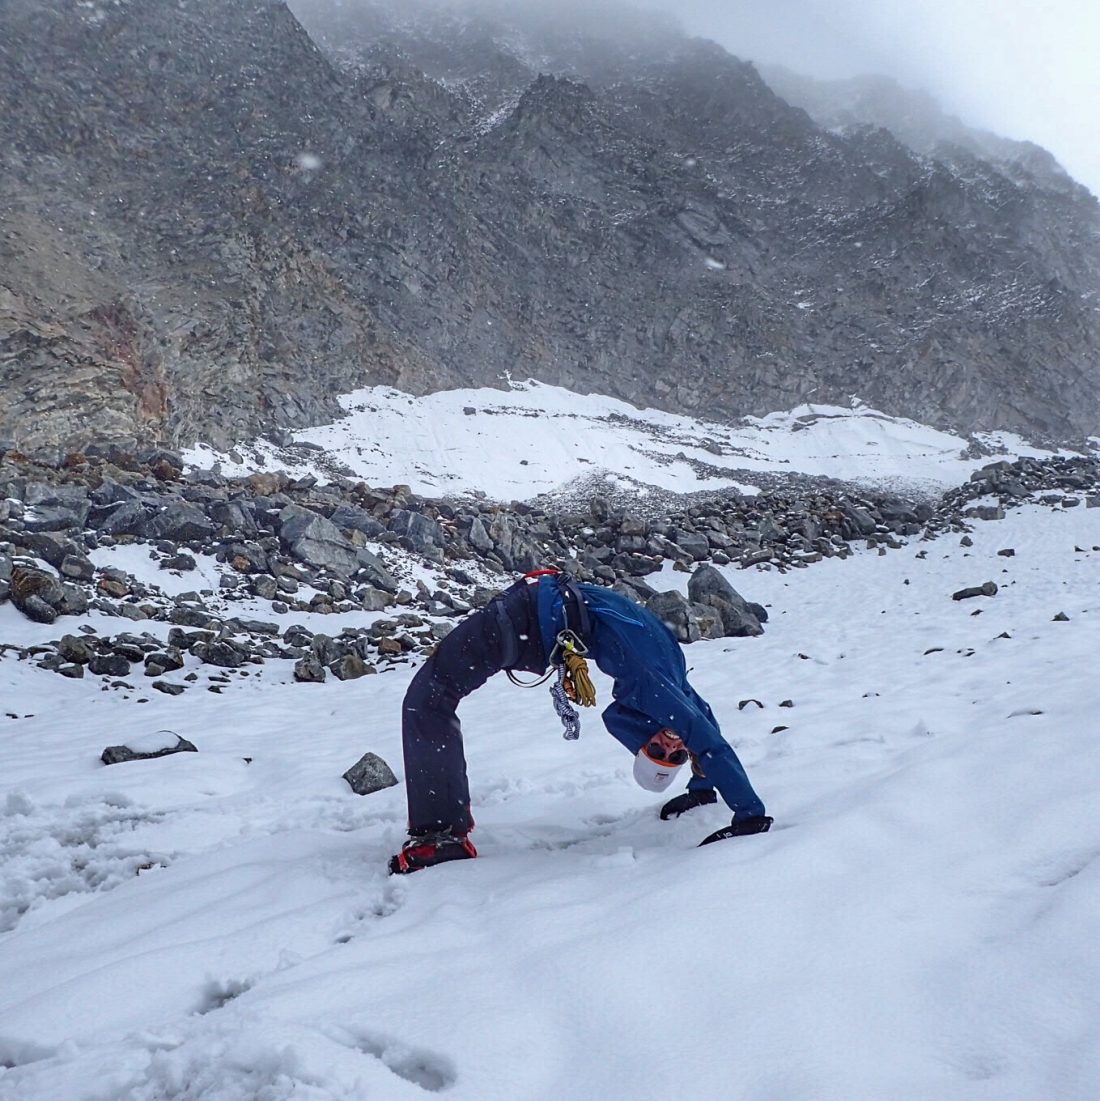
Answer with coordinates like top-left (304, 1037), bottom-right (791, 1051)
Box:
top-left (504, 570), bottom-right (598, 739)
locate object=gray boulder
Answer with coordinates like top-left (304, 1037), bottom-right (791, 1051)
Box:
top-left (355, 548), bottom-right (399, 593)
top-left (90, 478), bottom-right (143, 506)
top-left (309, 633), bottom-right (342, 665)
top-left (192, 639), bottom-right (248, 668)
top-left (277, 506), bottom-right (398, 589)
top-left (841, 504), bottom-right (878, 537)
top-left (208, 498), bottom-right (260, 534)
top-left (58, 634), bottom-right (96, 664)
top-left (645, 589), bottom-right (726, 643)
top-left (342, 752), bottom-right (398, 795)
top-left (58, 583), bottom-right (90, 616)
top-left (294, 654), bottom-right (326, 682)
top-left (330, 654), bottom-right (373, 680)
top-left (18, 594), bottom-right (58, 624)
top-left (390, 509), bottom-right (445, 558)
top-left (279, 504), bottom-right (364, 578)
top-left (10, 564), bottom-right (67, 623)
top-left (13, 531), bottom-right (83, 569)
top-left (149, 500), bottom-right (218, 542)
top-left (467, 516), bottom-right (494, 552)
top-left (59, 554), bottom-right (96, 581)
top-left (687, 565), bottom-right (764, 637)
top-left (329, 504), bottom-right (384, 538)
top-left (487, 512), bottom-right (541, 572)
top-left (357, 586), bottom-right (390, 611)
top-left (21, 483), bottom-right (91, 532)
top-left (91, 499), bottom-right (153, 537)
top-left (145, 647), bottom-right (185, 676)
top-left (251, 574), bottom-right (278, 599)
top-left (670, 529), bottom-right (710, 561)
top-left (88, 652), bottom-right (132, 676)
top-left (21, 501), bottom-right (90, 533)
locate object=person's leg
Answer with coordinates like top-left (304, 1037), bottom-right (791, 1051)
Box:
top-left (401, 610), bottom-right (503, 834)
top-left (400, 581), bottom-right (546, 834)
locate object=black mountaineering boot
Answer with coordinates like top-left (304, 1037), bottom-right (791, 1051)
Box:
top-left (699, 815), bottom-right (774, 846)
top-left (660, 788), bottom-right (718, 820)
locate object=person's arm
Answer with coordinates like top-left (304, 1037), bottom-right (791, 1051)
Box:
top-left (617, 669), bottom-right (767, 820)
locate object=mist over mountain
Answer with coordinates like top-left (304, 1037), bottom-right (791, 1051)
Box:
top-left (759, 66), bottom-right (1072, 184)
top-left (2, 0), bottom-right (1099, 455)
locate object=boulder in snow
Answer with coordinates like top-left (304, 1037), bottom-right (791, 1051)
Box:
top-left (101, 730), bottom-right (198, 765)
top-left (342, 752), bottom-right (398, 796)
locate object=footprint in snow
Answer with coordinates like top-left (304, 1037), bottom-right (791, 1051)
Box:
top-left (334, 882), bottom-right (407, 943)
top-left (584, 811), bottom-right (628, 826)
top-left (1032, 847), bottom-right (1099, 888)
top-left (194, 977), bottom-right (253, 1015)
top-left (337, 1029), bottom-right (456, 1092)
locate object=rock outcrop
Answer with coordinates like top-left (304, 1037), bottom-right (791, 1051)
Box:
top-left (2, 0), bottom-right (1099, 456)
top-left (3, 441), bottom-right (1098, 694)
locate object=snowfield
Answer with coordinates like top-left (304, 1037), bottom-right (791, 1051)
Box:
top-left (2, 390), bottom-right (1099, 1100)
top-left (183, 380), bottom-right (1070, 501)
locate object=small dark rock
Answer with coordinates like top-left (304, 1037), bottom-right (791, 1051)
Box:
top-left (952, 582), bottom-right (999, 601)
top-left (101, 731), bottom-right (197, 764)
top-left (88, 653), bottom-right (132, 677)
top-left (193, 640), bottom-right (248, 668)
top-left (145, 647), bottom-right (185, 674)
top-left (342, 751), bottom-right (399, 795)
top-left (160, 554), bottom-right (197, 572)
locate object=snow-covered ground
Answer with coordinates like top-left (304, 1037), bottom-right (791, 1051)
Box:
top-left (184, 380), bottom-right (1076, 501)
top-left (2, 494), bottom-right (1099, 1099)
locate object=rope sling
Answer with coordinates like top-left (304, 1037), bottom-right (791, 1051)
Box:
top-left (503, 569), bottom-right (597, 739)
top-left (507, 628), bottom-right (596, 739)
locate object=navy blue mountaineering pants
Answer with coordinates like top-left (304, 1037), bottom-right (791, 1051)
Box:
top-left (400, 580), bottom-right (547, 834)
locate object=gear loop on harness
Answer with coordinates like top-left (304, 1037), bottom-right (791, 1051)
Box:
top-left (505, 666), bottom-right (555, 688)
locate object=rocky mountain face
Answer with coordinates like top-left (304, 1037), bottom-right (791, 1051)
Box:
top-left (3, 0), bottom-right (1100, 457)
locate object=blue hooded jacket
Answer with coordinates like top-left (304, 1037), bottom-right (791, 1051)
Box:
top-left (536, 576), bottom-right (766, 819)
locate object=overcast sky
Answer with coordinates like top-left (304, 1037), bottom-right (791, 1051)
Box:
top-left (650, 0), bottom-right (1100, 197)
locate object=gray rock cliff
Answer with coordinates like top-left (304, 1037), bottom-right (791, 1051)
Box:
top-left (2, 0), bottom-right (1099, 455)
